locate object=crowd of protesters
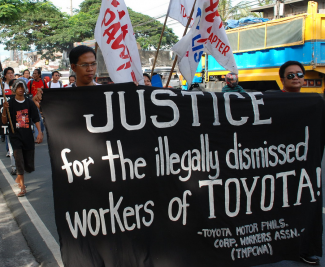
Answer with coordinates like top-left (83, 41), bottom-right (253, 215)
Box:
top-left (0, 67), bottom-right (63, 196)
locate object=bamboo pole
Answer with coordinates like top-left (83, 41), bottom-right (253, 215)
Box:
top-left (0, 79), bottom-right (15, 133)
top-left (166, 0), bottom-right (197, 88)
top-left (150, 13), bottom-right (169, 78)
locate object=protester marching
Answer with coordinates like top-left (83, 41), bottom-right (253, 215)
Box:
top-left (0, 0), bottom-right (324, 267)
top-left (47, 71), bottom-right (63, 88)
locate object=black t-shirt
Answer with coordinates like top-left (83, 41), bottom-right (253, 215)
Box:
top-left (8, 97), bottom-right (40, 150)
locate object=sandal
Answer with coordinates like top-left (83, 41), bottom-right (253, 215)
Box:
top-left (17, 189), bottom-right (26, 197)
top-left (15, 184), bottom-right (27, 189)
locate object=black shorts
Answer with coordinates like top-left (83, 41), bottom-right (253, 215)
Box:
top-left (13, 149), bottom-right (35, 175)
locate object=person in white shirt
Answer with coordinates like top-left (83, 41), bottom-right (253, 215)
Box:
top-left (47, 71), bottom-right (63, 88)
top-left (2, 67), bottom-right (15, 94)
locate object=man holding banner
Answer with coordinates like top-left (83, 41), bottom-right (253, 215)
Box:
top-left (43, 77), bottom-right (325, 267)
top-left (68, 45), bottom-right (100, 87)
top-left (40, 1), bottom-right (325, 267)
top-left (279, 61), bottom-right (305, 93)
top-left (279, 60), bottom-right (320, 265)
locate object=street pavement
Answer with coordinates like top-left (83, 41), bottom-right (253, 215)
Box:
top-left (0, 131), bottom-right (324, 267)
top-left (0, 189), bottom-right (38, 267)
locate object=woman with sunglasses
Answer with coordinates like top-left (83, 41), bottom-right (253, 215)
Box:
top-left (279, 61), bottom-right (305, 93)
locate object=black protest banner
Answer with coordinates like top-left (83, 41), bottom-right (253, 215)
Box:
top-left (0, 94), bottom-right (33, 135)
top-left (42, 84), bottom-right (325, 267)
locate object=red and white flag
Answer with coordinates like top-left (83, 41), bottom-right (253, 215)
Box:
top-left (168, 0), bottom-right (197, 27)
top-left (95, 0), bottom-right (144, 84)
top-left (172, 0), bottom-right (238, 88)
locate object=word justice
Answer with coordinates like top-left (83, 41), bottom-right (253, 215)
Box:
top-left (84, 90), bottom-right (272, 133)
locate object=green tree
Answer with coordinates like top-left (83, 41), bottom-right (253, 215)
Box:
top-left (0, 0), bottom-right (73, 60)
top-left (0, 0), bottom-right (27, 23)
top-left (0, 0), bottom-right (179, 59)
top-left (218, 0), bottom-right (245, 21)
top-left (130, 9), bottom-right (178, 50)
top-left (78, 0), bottom-right (178, 50)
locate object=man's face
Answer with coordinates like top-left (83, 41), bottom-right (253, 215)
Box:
top-left (15, 84), bottom-right (25, 96)
top-left (33, 70), bottom-right (41, 81)
top-left (5, 70), bottom-right (14, 82)
top-left (53, 72), bottom-right (60, 82)
top-left (23, 71), bottom-right (30, 78)
top-left (71, 52), bottom-right (97, 86)
top-left (281, 65), bottom-right (304, 92)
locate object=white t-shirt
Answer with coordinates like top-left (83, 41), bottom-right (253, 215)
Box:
top-left (47, 81), bottom-right (62, 88)
top-left (66, 81), bottom-right (100, 87)
top-left (3, 82), bottom-right (10, 95)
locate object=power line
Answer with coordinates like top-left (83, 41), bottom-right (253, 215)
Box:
top-left (134, 0), bottom-right (272, 35)
top-left (143, 1), bottom-right (169, 13)
top-left (134, 0), bottom-right (269, 29)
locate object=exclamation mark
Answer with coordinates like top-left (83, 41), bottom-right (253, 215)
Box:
top-left (316, 167), bottom-right (321, 196)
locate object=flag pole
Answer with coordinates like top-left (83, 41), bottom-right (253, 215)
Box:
top-left (166, 0), bottom-right (197, 88)
top-left (150, 4), bottom-right (171, 78)
top-left (0, 79), bottom-right (15, 133)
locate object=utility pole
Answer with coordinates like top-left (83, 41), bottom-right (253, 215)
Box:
top-left (70, 0), bottom-right (73, 16)
top-left (275, 0), bottom-right (280, 19)
top-left (275, 0), bottom-right (284, 19)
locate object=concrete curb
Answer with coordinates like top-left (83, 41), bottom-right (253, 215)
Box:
top-left (0, 189), bottom-right (39, 267)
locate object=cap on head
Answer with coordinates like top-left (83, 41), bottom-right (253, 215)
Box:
top-left (225, 72), bottom-right (238, 88)
top-left (11, 79), bottom-right (28, 94)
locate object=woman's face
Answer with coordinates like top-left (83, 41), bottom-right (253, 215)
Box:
top-left (144, 75), bottom-right (151, 86)
top-left (69, 76), bottom-right (76, 84)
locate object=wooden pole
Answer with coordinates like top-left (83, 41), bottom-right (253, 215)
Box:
top-left (150, 13), bottom-right (169, 78)
top-left (0, 79), bottom-right (15, 133)
top-left (166, 0), bottom-right (197, 88)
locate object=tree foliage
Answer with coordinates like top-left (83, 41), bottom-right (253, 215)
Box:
top-left (0, 0), bottom-right (99, 60)
top-left (0, 0), bottom-right (27, 24)
top-left (219, 0), bottom-right (276, 21)
top-left (0, 0), bottom-right (179, 59)
top-left (77, 0), bottom-right (179, 50)
top-left (129, 9), bottom-right (178, 50)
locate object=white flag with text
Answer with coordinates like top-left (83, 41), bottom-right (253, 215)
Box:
top-left (172, 0), bottom-right (238, 88)
top-left (95, 0), bottom-right (143, 84)
top-left (168, 0), bottom-right (197, 27)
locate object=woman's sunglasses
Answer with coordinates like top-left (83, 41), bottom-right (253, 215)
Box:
top-left (286, 73), bottom-right (304, 79)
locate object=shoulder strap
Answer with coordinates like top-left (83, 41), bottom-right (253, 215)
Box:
top-left (30, 80), bottom-right (33, 91)
top-left (43, 80), bottom-right (46, 88)
top-left (49, 81), bottom-right (51, 88)
top-left (59, 81), bottom-right (62, 88)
